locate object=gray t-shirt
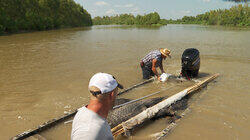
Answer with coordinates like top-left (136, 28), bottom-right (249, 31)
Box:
top-left (71, 106), bottom-right (113, 140)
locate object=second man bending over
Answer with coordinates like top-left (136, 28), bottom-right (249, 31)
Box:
top-left (140, 48), bottom-right (171, 80)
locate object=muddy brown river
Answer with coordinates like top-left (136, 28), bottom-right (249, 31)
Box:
top-left (0, 25), bottom-right (249, 140)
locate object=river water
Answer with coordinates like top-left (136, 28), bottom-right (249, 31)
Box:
top-left (0, 25), bottom-right (249, 140)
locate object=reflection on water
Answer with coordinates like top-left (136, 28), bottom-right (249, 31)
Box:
top-left (0, 25), bottom-right (249, 139)
top-left (93, 25), bottom-right (162, 30)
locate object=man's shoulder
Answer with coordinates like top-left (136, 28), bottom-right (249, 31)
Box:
top-left (151, 50), bottom-right (161, 55)
top-left (149, 49), bottom-right (160, 54)
top-left (71, 107), bottom-right (113, 140)
top-left (74, 106), bottom-right (106, 123)
top-left (71, 119), bottom-right (113, 140)
top-left (74, 106), bottom-right (89, 118)
top-left (151, 50), bottom-right (161, 59)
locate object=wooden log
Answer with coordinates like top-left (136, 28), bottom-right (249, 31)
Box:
top-left (149, 108), bottom-right (191, 140)
top-left (111, 73), bottom-right (219, 137)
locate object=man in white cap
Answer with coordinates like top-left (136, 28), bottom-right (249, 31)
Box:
top-left (71, 73), bottom-right (123, 140)
top-left (140, 48), bottom-right (171, 80)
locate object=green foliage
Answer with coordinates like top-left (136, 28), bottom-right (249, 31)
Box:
top-left (0, 24), bottom-right (4, 34)
top-left (223, 0), bottom-right (248, 2)
top-left (164, 4), bottom-right (249, 27)
top-left (159, 19), bottom-right (168, 25)
top-left (0, 0), bottom-right (92, 34)
top-left (92, 12), bottom-right (165, 26)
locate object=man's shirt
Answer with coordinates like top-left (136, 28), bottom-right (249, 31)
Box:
top-left (141, 50), bottom-right (162, 68)
top-left (71, 106), bottom-right (113, 140)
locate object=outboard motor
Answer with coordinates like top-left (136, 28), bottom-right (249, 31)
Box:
top-left (181, 48), bottom-right (200, 78)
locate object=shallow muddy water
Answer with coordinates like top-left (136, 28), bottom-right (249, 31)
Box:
top-left (0, 25), bottom-right (249, 139)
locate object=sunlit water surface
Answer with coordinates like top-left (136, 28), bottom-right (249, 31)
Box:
top-left (0, 25), bottom-right (249, 140)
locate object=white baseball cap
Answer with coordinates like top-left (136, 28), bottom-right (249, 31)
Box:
top-left (89, 73), bottom-right (123, 95)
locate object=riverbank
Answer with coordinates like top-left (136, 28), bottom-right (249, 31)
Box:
top-left (92, 12), bottom-right (167, 26)
top-left (166, 23), bottom-right (250, 29)
top-left (164, 4), bottom-right (249, 27)
top-left (0, 24), bottom-right (167, 36)
top-left (0, 26), bottom-right (92, 36)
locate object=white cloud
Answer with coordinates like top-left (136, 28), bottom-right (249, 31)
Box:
top-left (124, 4), bottom-right (134, 8)
top-left (114, 5), bottom-right (122, 8)
top-left (184, 10), bottom-right (191, 14)
top-left (131, 7), bottom-right (140, 14)
top-left (203, 0), bottom-right (211, 2)
top-left (95, 1), bottom-right (108, 6)
top-left (114, 4), bottom-right (134, 8)
top-left (90, 9), bottom-right (97, 14)
top-left (180, 10), bottom-right (191, 14)
top-left (106, 9), bottom-right (116, 15)
top-left (170, 10), bottom-right (192, 19)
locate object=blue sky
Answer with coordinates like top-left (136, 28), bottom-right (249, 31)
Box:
top-left (74, 0), bottom-right (243, 19)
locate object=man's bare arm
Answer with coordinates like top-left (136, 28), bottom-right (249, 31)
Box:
top-left (159, 61), bottom-right (165, 73)
top-left (152, 59), bottom-right (159, 78)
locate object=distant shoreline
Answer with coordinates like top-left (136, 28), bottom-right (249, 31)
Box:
top-left (1, 24), bottom-right (249, 36)
top-left (92, 12), bottom-right (167, 26)
top-left (163, 4), bottom-right (249, 27)
top-left (167, 24), bottom-right (250, 29)
top-left (0, 26), bottom-right (92, 36)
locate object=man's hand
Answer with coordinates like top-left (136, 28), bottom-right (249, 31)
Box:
top-left (157, 76), bottom-right (161, 81)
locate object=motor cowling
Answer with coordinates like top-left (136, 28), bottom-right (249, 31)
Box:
top-left (181, 48), bottom-right (200, 78)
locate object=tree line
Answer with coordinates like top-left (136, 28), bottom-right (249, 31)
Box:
top-left (0, 0), bottom-right (92, 34)
top-left (165, 4), bottom-right (249, 26)
top-left (223, 0), bottom-right (248, 2)
top-left (92, 12), bottom-right (167, 26)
